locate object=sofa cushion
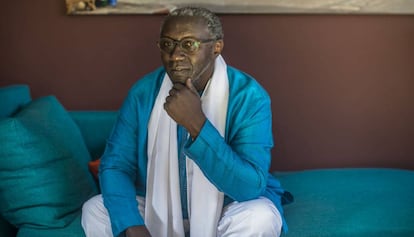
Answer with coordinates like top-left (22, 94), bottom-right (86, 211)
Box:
top-left (276, 168), bottom-right (414, 237)
top-left (0, 96), bottom-right (98, 229)
top-left (0, 84), bottom-right (31, 118)
top-left (70, 111), bottom-right (117, 160)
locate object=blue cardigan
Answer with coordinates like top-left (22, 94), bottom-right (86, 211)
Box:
top-left (99, 66), bottom-right (289, 236)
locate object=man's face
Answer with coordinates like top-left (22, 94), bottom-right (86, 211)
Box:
top-left (159, 16), bottom-right (221, 90)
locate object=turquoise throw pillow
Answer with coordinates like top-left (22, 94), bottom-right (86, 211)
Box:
top-left (16, 215), bottom-right (85, 237)
top-left (0, 96), bottom-right (98, 229)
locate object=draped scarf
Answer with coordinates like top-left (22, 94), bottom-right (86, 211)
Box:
top-left (146, 55), bottom-right (229, 237)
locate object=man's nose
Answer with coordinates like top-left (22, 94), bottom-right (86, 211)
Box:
top-left (170, 43), bottom-right (185, 60)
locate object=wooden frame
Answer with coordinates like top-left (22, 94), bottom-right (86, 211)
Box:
top-left (66, 0), bottom-right (414, 15)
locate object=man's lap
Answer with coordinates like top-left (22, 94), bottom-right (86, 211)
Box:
top-left (82, 195), bottom-right (282, 237)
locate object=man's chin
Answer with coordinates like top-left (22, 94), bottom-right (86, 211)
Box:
top-left (168, 72), bottom-right (191, 84)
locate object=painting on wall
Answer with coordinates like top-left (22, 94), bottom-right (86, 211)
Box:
top-left (66, 0), bottom-right (414, 15)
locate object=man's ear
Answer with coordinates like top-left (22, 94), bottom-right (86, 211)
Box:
top-left (213, 39), bottom-right (224, 55)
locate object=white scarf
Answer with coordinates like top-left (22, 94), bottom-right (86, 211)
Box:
top-left (146, 55), bottom-right (229, 237)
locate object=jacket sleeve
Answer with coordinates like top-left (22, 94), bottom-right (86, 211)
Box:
top-left (184, 91), bottom-right (273, 202)
top-left (98, 90), bottom-right (144, 237)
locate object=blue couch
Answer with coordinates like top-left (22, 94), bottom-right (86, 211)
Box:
top-left (1, 84), bottom-right (413, 237)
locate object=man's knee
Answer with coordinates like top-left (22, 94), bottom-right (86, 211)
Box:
top-left (218, 197), bottom-right (282, 237)
top-left (82, 195), bottom-right (114, 237)
top-left (251, 202), bottom-right (282, 235)
top-left (82, 194), bottom-right (105, 220)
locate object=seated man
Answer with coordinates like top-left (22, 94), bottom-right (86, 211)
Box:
top-left (82, 6), bottom-right (291, 237)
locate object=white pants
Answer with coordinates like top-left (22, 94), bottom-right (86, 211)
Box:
top-left (82, 195), bottom-right (282, 237)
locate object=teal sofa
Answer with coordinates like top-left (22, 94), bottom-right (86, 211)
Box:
top-left (1, 84), bottom-right (414, 237)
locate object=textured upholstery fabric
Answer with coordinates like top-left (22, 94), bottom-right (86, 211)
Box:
top-left (0, 96), bottom-right (98, 229)
top-left (16, 215), bottom-right (85, 237)
top-left (277, 168), bottom-right (414, 237)
top-left (0, 84), bottom-right (31, 118)
top-left (70, 111), bottom-right (117, 160)
top-left (0, 85), bottom-right (28, 237)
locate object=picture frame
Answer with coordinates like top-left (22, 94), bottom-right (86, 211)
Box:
top-left (66, 0), bottom-right (414, 15)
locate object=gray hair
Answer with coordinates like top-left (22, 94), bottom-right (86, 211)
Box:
top-left (161, 6), bottom-right (224, 40)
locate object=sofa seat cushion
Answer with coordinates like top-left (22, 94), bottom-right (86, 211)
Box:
top-left (0, 96), bottom-right (98, 229)
top-left (17, 215), bottom-right (85, 237)
top-left (276, 168), bottom-right (414, 237)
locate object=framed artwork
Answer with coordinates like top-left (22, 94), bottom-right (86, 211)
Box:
top-left (66, 0), bottom-right (414, 15)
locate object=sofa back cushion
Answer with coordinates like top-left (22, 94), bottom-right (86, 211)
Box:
top-left (0, 96), bottom-right (98, 229)
top-left (70, 111), bottom-right (118, 160)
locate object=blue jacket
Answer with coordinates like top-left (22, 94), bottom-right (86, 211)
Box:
top-left (99, 66), bottom-right (289, 236)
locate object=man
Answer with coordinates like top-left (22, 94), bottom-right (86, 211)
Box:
top-left (82, 6), bottom-right (291, 237)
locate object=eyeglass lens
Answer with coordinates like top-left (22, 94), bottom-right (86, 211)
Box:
top-left (158, 38), bottom-right (201, 53)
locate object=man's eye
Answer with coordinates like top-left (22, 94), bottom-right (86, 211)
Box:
top-left (163, 41), bottom-right (173, 47)
top-left (182, 40), bottom-right (196, 50)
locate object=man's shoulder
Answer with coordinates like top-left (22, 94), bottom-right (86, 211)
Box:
top-left (226, 66), bottom-right (270, 100)
top-left (226, 66), bottom-right (252, 81)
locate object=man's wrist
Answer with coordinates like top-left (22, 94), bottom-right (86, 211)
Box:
top-left (187, 115), bottom-right (206, 139)
top-left (125, 225), bottom-right (151, 237)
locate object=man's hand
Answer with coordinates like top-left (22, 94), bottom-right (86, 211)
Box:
top-left (164, 78), bottom-right (206, 139)
top-left (125, 226), bottom-right (151, 237)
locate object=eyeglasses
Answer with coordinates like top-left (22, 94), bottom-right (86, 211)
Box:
top-left (157, 37), bottom-right (216, 54)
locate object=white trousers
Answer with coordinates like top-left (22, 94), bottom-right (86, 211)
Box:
top-left (82, 195), bottom-right (282, 237)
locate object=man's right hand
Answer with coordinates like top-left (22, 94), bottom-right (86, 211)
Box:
top-left (126, 226), bottom-right (151, 237)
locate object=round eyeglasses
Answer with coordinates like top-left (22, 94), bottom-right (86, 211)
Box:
top-left (157, 37), bottom-right (216, 54)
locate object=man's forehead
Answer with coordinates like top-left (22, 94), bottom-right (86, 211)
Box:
top-left (165, 15), bottom-right (207, 25)
top-left (161, 16), bottom-right (209, 35)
